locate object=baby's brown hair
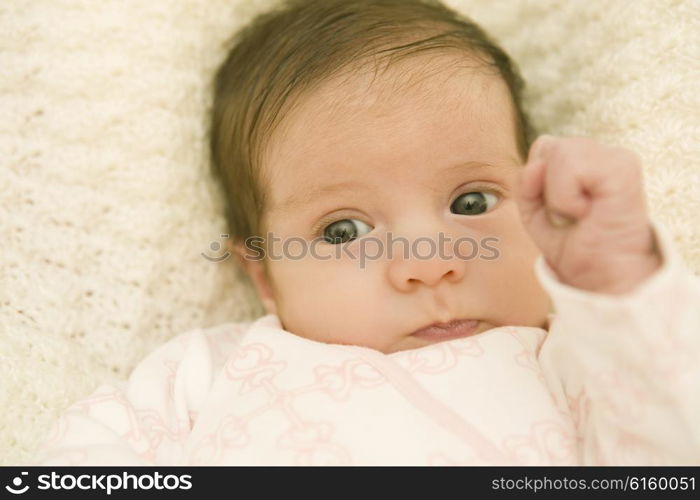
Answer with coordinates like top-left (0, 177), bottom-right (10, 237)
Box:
top-left (210, 0), bottom-right (536, 249)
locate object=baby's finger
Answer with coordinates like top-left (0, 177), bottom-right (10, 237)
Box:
top-left (515, 158), bottom-right (546, 223)
top-left (578, 146), bottom-right (644, 200)
top-left (527, 134), bottom-right (557, 165)
top-left (517, 134), bottom-right (557, 219)
top-left (547, 210), bottom-right (576, 228)
top-left (543, 151), bottom-right (591, 222)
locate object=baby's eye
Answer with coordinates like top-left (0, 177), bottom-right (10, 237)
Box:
top-left (322, 219), bottom-right (373, 244)
top-left (450, 191), bottom-right (498, 216)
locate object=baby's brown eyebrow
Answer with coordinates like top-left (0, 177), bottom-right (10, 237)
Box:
top-left (441, 160), bottom-right (520, 175)
top-left (272, 160), bottom-right (520, 213)
top-left (271, 180), bottom-right (369, 213)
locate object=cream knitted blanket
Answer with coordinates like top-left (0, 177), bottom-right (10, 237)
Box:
top-left (2, 0), bottom-right (698, 465)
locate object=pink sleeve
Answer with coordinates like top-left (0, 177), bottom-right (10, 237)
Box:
top-left (537, 219), bottom-right (700, 464)
top-left (29, 328), bottom-right (216, 466)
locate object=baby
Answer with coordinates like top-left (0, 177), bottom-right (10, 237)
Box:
top-left (32, 0), bottom-right (699, 465)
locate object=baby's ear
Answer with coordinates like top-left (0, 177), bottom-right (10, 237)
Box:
top-left (228, 239), bottom-right (278, 316)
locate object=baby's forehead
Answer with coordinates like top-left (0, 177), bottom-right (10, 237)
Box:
top-left (264, 54), bottom-right (510, 166)
top-left (303, 52), bottom-right (495, 115)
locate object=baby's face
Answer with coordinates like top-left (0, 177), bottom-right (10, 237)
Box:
top-left (252, 56), bottom-right (551, 353)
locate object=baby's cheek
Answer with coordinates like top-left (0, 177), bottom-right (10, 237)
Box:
top-left (493, 238), bottom-right (549, 327)
top-left (270, 257), bottom-right (381, 344)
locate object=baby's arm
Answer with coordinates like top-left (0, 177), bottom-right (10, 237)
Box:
top-left (536, 220), bottom-right (700, 464)
top-left (517, 136), bottom-right (700, 464)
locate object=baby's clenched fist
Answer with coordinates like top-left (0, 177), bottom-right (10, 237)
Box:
top-left (515, 135), bottom-right (661, 295)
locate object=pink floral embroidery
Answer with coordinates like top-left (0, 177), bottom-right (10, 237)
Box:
top-left (224, 343), bottom-right (287, 393)
top-left (502, 419), bottom-right (578, 465)
top-left (312, 359), bottom-right (386, 401)
top-left (190, 414), bottom-right (251, 465)
top-left (277, 421), bottom-right (352, 465)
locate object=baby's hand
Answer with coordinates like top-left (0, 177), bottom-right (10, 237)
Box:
top-left (515, 135), bottom-right (661, 295)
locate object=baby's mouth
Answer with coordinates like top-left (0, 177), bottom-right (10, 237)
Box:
top-left (409, 318), bottom-right (480, 341)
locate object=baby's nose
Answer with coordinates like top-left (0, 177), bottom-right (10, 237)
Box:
top-left (386, 233), bottom-right (468, 292)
